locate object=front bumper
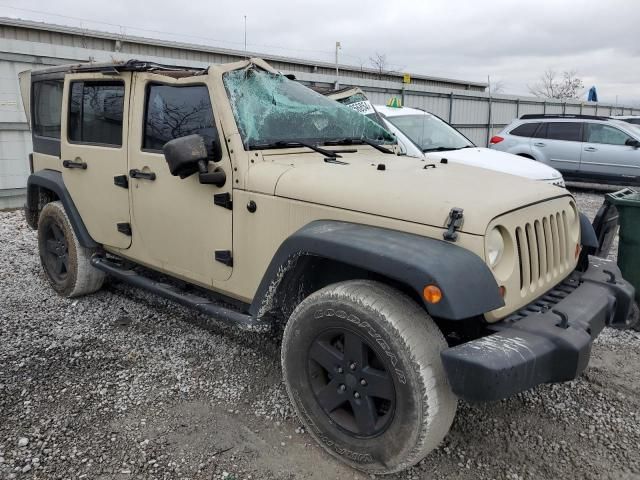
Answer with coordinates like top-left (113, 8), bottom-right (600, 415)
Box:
top-left (441, 257), bottom-right (634, 402)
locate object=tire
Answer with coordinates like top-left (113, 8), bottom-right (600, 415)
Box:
top-left (630, 302), bottom-right (640, 332)
top-left (37, 201), bottom-right (105, 297)
top-left (281, 280), bottom-right (457, 474)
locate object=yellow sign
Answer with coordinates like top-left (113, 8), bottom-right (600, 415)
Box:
top-left (403, 73), bottom-right (411, 84)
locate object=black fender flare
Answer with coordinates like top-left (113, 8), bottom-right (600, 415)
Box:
top-left (26, 170), bottom-right (98, 249)
top-left (249, 220), bottom-right (504, 321)
top-left (579, 212), bottom-right (598, 248)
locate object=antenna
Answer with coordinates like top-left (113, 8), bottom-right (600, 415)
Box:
top-left (244, 15), bottom-right (247, 56)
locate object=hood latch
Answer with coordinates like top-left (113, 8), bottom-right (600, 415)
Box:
top-left (443, 208), bottom-right (464, 242)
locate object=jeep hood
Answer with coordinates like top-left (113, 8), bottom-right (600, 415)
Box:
top-left (272, 153), bottom-right (567, 235)
top-left (424, 147), bottom-right (563, 182)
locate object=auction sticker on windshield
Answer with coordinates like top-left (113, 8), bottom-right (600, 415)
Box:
top-left (346, 100), bottom-right (376, 115)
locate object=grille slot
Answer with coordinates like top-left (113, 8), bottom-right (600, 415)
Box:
top-left (515, 209), bottom-right (573, 292)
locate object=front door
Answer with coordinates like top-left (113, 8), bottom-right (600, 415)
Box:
top-left (60, 73), bottom-right (132, 249)
top-left (126, 73), bottom-right (233, 286)
top-left (580, 123), bottom-right (640, 182)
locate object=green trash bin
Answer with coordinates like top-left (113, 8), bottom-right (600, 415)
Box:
top-left (607, 188), bottom-right (640, 306)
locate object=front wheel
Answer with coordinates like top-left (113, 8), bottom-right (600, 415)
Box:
top-left (281, 280), bottom-right (457, 474)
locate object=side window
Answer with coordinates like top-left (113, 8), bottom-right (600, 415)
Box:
top-left (33, 80), bottom-right (63, 138)
top-left (68, 81), bottom-right (125, 146)
top-left (543, 122), bottom-right (582, 142)
top-left (586, 124), bottom-right (633, 146)
top-left (143, 84), bottom-right (217, 155)
top-left (510, 122), bottom-right (539, 137)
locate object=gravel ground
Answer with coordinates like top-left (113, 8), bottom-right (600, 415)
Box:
top-left (1, 187), bottom-right (639, 480)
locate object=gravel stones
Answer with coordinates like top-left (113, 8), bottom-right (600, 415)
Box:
top-left (0, 186), bottom-right (639, 479)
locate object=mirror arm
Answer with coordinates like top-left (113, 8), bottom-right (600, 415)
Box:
top-left (197, 159), bottom-right (209, 174)
top-left (199, 168), bottom-right (226, 187)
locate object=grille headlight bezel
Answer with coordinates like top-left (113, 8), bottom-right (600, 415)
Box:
top-left (487, 227), bottom-right (506, 268)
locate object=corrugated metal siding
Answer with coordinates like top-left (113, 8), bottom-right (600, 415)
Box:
top-left (452, 98), bottom-right (489, 125)
top-left (0, 130), bottom-right (30, 190)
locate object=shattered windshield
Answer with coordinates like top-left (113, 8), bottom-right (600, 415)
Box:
top-left (223, 68), bottom-right (395, 148)
top-left (387, 114), bottom-right (473, 152)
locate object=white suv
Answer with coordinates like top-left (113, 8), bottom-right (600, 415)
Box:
top-left (327, 88), bottom-right (566, 187)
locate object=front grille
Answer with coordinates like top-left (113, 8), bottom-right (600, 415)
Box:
top-left (514, 210), bottom-right (574, 293)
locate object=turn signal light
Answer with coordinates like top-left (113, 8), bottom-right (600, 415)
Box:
top-left (423, 285), bottom-right (443, 304)
top-left (498, 285), bottom-right (507, 298)
top-left (575, 243), bottom-right (581, 259)
top-left (489, 136), bottom-right (504, 144)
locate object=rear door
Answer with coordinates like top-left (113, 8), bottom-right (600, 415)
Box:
top-left (580, 123), bottom-right (640, 181)
top-left (60, 72), bottom-right (132, 249)
top-left (530, 121), bottom-right (583, 173)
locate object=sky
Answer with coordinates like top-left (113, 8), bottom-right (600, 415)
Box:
top-left (2, 0), bottom-right (639, 105)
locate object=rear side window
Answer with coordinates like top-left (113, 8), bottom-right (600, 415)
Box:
top-left (33, 80), bottom-right (63, 138)
top-left (143, 84), bottom-right (217, 154)
top-left (509, 122), bottom-right (539, 137)
top-left (68, 81), bottom-right (125, 146)
top-left (539, 122), bottom-right (582, 142)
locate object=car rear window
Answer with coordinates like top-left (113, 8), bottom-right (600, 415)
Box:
top-left (68, 81), bottom-right (125, 146)
top-left (538, 122), bottom-right (582, 142)
top-left (33, 80), bottom-right (63, 139)
top-left (509, 122), bottom-right (539, 137)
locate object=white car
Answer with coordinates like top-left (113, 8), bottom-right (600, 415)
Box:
top-left (327, 88), bottom-right (566, 187)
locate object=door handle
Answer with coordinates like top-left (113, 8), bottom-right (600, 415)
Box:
top-left (129, 169), bottom-right (156, 181)
top-left (63, 159), bottom-right (87, 169)
top-left (534, 142), bottom-right (546, 147)
top-left (584, 146), bottom-right (598, 152)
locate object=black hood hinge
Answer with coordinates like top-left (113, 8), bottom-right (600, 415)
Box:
top-left (443, 208), bottom-right (464, 242)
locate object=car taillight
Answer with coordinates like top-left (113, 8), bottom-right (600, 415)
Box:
top-left (489, 136), bottom-right (504, 144)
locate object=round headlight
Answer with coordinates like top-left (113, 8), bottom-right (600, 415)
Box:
top-left (487, 227), bottom-right (505, 268)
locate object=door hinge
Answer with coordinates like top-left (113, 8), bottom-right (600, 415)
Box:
top-left (443, 208), bottom-right (464, 242)
top-left (215, 250), bottom-right (233, 267)
top-left (117, 222), bottom-right (132, 236)
top-left (114, 175), bottom-right (129, 189)
top-left (213, 193), bottom-right (233, 210)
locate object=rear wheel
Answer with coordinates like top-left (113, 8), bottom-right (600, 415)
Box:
top-left (38, 201), bottom-right (105, 297)
top-left (281, 280), bottom-right (457, 474)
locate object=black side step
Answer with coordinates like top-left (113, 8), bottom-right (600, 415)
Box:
top-left (91, 257), bottom-right (258, 329)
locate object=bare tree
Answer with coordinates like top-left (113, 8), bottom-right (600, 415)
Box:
top-left (369, 52), bottom-right (388, 79)
top-left (528, 69), bottom-right (584, 100)
top-left (490, 80), bottom-right (507, 94)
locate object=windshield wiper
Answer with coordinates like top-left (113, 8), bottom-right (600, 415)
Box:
top-left (422, 145), bottom-right (474, 153)
top-left (249, 140), bottom-right (340, 158)
top-left (422, 146), bottom-right (457, 153)
top-left (324, 138), bottom-right (394, 154)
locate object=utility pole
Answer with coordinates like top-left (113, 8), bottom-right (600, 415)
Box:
top-left (487, 75), bottom-right (493, 147)
top-left (244, 15), bottom-right (247, 56)
top-left (335, 41), bottom-right (341, 90)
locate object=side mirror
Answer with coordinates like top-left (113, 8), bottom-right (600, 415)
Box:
top-left (163, 134), bottom-right (226, 186)
top-left (625, 138), bottom-right (640, 149)
top-left (163, 134), bottom-right (208, 178)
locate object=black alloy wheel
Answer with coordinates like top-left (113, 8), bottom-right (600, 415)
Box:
top-left (42, 219), bottom-right (69, 283)
top-left (307, 327), bottom-right (396, 437)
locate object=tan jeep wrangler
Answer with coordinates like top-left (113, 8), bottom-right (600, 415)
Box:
top-left (19, 58), bottom-right (634, 474)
